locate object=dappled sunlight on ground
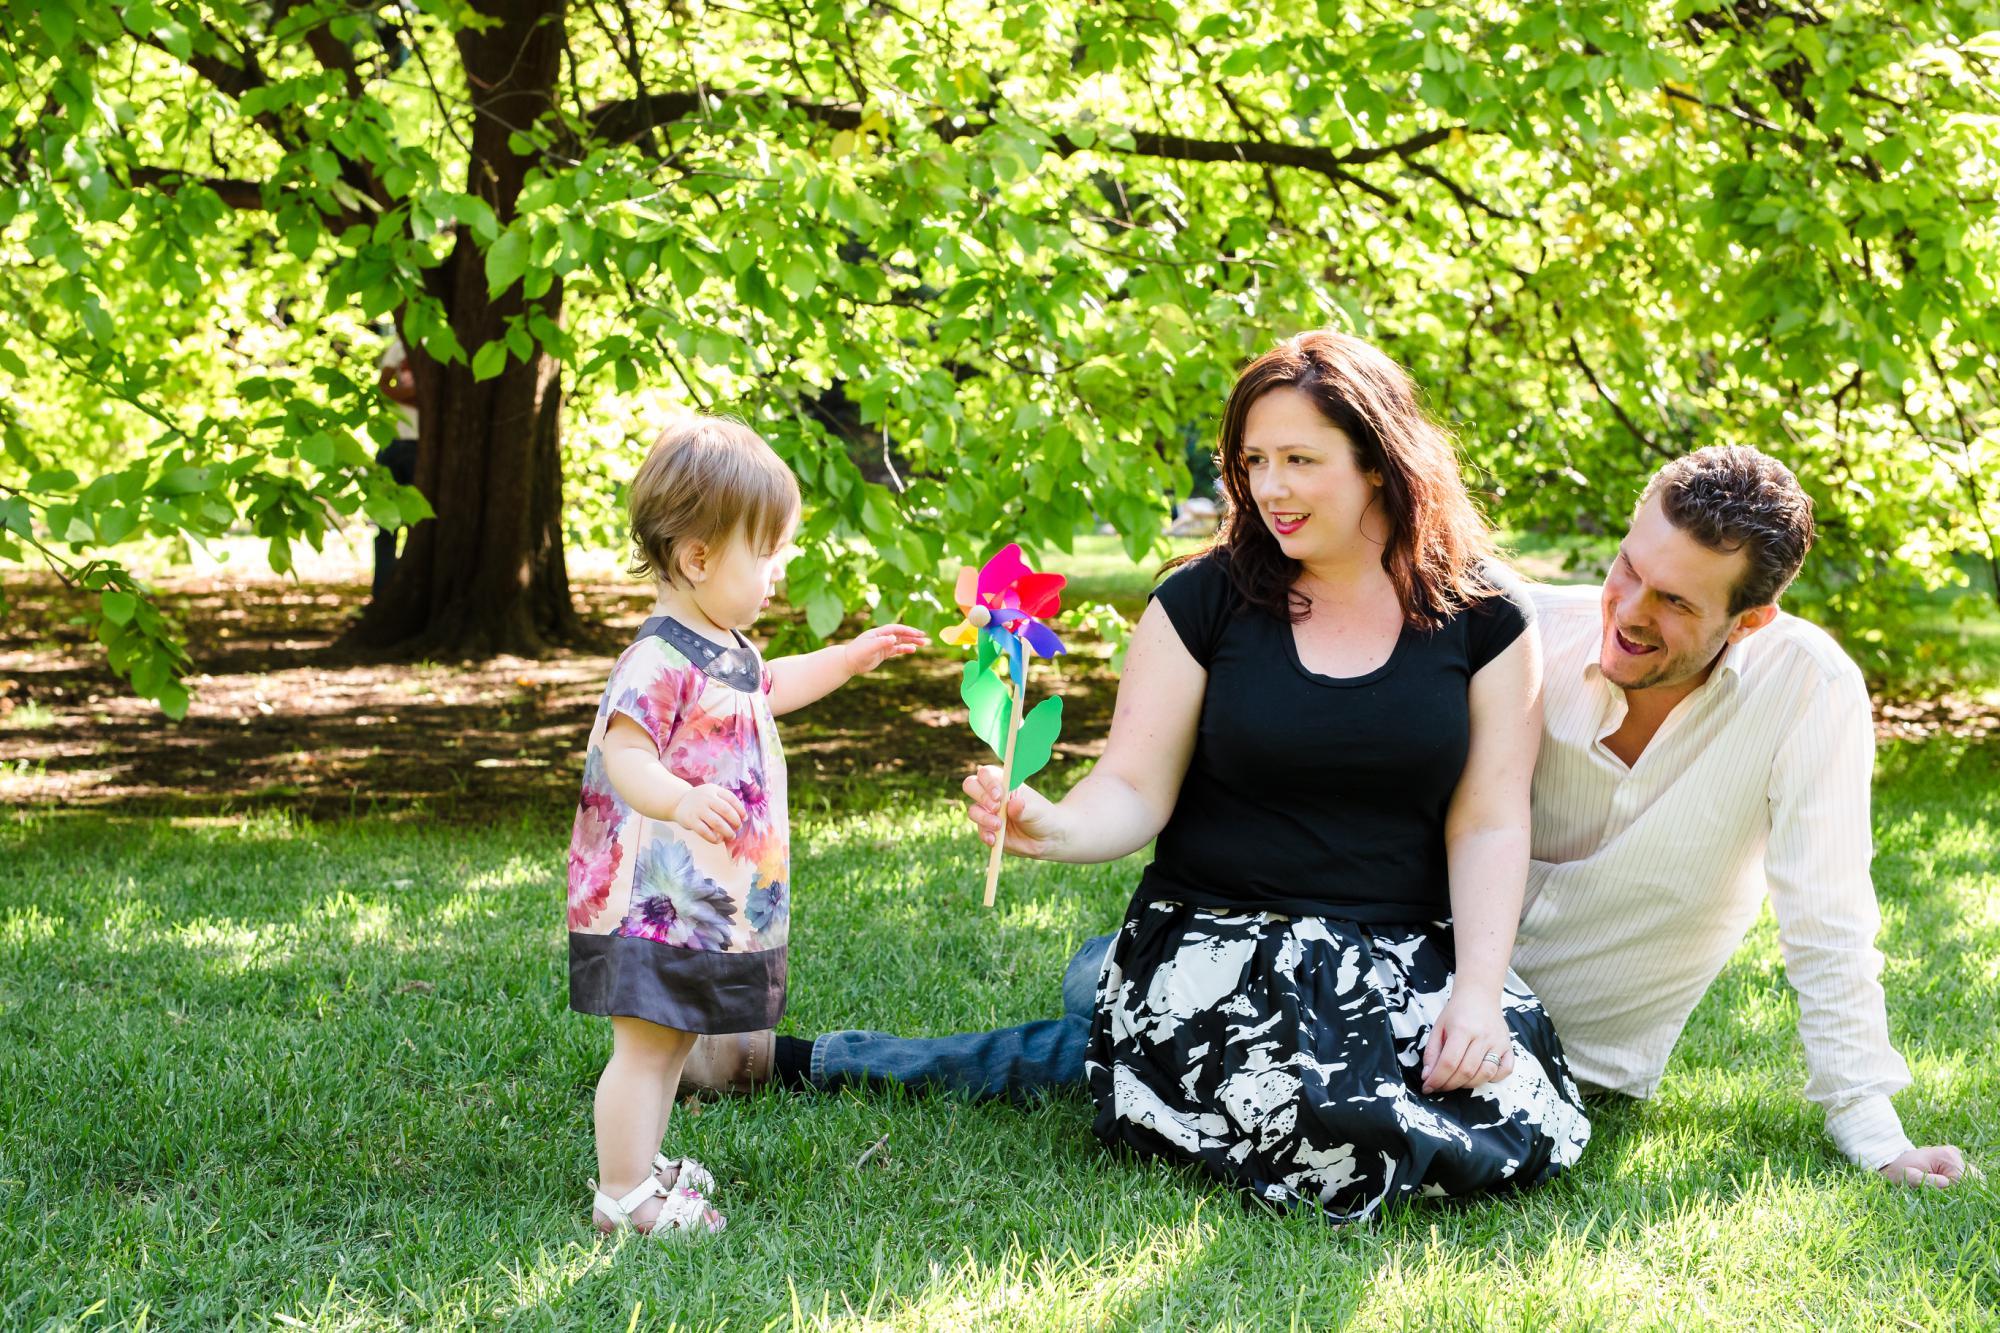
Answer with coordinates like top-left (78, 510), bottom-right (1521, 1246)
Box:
top-left (808, 1220), bottom-right (1215, 1329)
top-left (2, 766), bottom-right (1995, 1327)
top-left (1, 563), bottom-right (1122, 821)
top-left (5, 543), bottom-right (1999, 1327)
top-left (7, 548), bottom-right (1996, 827)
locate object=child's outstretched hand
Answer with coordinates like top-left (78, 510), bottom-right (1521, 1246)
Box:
top-left (674, 783), bottom-right (746, 844)
top-left (843, 624), bottom-right (930, 675)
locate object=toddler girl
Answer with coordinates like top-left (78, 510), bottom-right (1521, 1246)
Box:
top-left (566, 415), bottom-right (927, 1236)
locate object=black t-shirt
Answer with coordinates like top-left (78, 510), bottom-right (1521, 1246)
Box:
top-left (1135, 552), bottom-right (1532, 925)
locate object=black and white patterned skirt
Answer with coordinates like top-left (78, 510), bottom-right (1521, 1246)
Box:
top-left (1086, 900), bottom-right (1591, 1222)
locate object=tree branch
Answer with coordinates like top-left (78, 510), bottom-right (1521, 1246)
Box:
top-left (1915, 341), bottom-right (2000, 607)
top-left (180, 36), bottom-right (267, 103)
top-left (1405, 160), bottom-right (1518, 220)
top-left (583, 0), bottom-right (666, 156)
top-left (589, 89), bottom-right (859, 143)
top-left (272, 2), bottom-right (395, 212)
top-left (149, 9), bottom-right (391, 218)
top-left (1568, 336), bottom-right (1677, 462)
top-left (1339, 126), bottom-right (1469, 165)
top-left (124, 166), bottom-right (269, 210)
top-left (587, 87), bottom-right (1475, 202)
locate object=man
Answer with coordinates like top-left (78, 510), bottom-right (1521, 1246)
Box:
top-left (687, 447), bottom-right (1967, 1188)
top-left (372, 335), bottom-right (421, 601)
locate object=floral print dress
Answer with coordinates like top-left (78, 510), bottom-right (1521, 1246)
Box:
top-left (566, 616), bottom-right (789, 1033)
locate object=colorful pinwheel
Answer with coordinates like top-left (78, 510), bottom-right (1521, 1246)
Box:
top-left (942, 543), bottom-right (1067, 679)
top-left (947, 544), bottom-right (1067, 907)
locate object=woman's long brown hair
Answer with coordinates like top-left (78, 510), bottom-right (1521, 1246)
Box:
top-left (1172, 330), bottom-right (1497, 629)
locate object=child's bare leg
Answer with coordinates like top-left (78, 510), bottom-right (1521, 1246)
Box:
top-left (593, 1016), bottom-right (695, 1231)
top-left (650, 1036), bottom-right (699, 1188)
top-left (652, 1048), bottom-right (700, 1184)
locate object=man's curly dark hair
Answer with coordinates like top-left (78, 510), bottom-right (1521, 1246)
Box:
top-left (1641, 446), bottom-right (1816, 613)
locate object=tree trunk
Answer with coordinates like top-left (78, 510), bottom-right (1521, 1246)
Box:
top-left (348, 0), bottom-right (581, 656)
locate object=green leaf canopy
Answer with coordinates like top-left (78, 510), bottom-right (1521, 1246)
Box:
top-left (2, 1), bottom-right (1996, 707)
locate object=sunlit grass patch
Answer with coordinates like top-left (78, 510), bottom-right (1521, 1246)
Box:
top-left (0, 699), bottom-right (58, 731)
top-left (0, 739), bottom-right (1994, 1328)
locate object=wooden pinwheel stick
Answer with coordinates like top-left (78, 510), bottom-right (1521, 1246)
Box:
top-left (984, 674), bottom-right (1027, 908)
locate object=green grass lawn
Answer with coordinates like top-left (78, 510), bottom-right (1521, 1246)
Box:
top-left (2, 739), bottom-right (1997, 1330)
top-left (1047, 533), bottom-right (1208, 612)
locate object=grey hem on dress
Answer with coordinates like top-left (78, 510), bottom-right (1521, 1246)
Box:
top-left (568, 933), bottom-right (786, 1032)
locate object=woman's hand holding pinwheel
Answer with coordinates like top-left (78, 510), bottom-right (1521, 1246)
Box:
top-left (961, 765), bottom-right (1061, 861)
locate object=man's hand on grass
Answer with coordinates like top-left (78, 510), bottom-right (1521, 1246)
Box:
top-left (1879, 1145), bottom-right (1970, 1189)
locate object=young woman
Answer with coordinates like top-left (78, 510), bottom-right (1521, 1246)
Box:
top-left (965, 331), bottom-right (1590, 1220)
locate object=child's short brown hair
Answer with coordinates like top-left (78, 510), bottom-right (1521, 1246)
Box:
top-left (629, 415), bottom-right (801, 586)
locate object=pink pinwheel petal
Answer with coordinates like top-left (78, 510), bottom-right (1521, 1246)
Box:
top-left (953, 566), bottom-right (979, 613)
top-left (976, 544), bottom-right (1032, 605)
top-left (1012, 572), bottom-right (1066, 620)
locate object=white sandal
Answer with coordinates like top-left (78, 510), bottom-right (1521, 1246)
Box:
top-left (590, 1176), bottom-right (727, 1237)
top-left (654, 1154), bottom-right (715, 1195)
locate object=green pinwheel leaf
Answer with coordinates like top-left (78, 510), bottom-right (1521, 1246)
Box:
top-left (1007, 694), bottom-right (1063, 788)
top-left (961, 657), bottom-right (1011, 758)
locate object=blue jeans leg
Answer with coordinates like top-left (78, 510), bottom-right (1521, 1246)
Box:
top-left (370, 438), bottom-right (418, 602)
top-left (372, 524), bottom-right (399, 600)
top-left (810, 933), bottom-right (1112, 1101)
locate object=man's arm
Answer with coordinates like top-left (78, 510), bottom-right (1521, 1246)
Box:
top-left (1765, 662), bottom-right (1964, 1186)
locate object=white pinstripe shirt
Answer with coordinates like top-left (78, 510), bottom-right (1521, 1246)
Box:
top-left (1516, 584), bottom-right (1914, 1169)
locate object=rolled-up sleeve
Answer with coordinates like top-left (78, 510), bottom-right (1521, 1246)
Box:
top-left (1765, 663), bottom-right (1914, 1170)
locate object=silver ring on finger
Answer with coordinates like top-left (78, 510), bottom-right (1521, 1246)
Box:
top-left (1480, 1052), bottom-right (1503, 1067)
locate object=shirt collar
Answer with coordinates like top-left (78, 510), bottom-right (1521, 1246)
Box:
top-left (642, 616), bottom-right (764, 693)
top-left (1713, 631), bottom-right (1752, 683)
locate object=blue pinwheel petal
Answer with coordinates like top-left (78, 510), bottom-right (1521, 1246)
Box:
top-left (984, 621), bottom-right (1020, 665)
top-left (1020, 619), bottom-right (1065, 659)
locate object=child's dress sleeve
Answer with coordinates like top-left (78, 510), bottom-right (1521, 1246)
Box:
top-left (603, 642), bottom-right (703, 757)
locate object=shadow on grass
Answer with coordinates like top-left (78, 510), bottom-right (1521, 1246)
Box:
top-left (0, 572), bottom-right (1122, 825)
top-left (3, 758), bottom-right (1998, 1327)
